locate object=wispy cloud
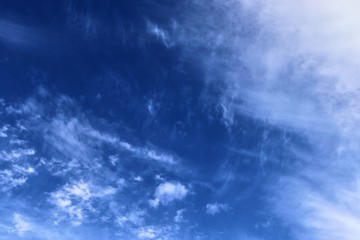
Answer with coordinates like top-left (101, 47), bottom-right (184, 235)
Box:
top-left (65, 2), bottom-right (99, 38)
top-left (174, 0), bottom-right (360, 238)
top-left (0, 19), bottom-right (47, 48)
top-left (0, 148), bottom-right (35, 161)
top-left (116, 209), bottom-right (146, 227)
top-left (117, 141), bottom-right (177, 165)
top-left (13, 213), bottom-right (31, 236)
top-left (0, 89), bottom-right (193, 237)
top-left (146, 21), bottom-right (173, 48)
top-left (9, 90), bottom-right (180, 178)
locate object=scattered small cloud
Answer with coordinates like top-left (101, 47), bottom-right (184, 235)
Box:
top-left (174, 209), bottom-right (185, 223)
top-left (134, 176), bottom-right (143, 182)
top-left (206, 203), bottom-right (228, 215)
top-left (116, 209), bottom-right (146, 227)
top-left (0, 125), bottom-right (9, 137)
top-left (49, 180), bottom-right (117, 225)
top-left (149, 182), bottom-right (188, 208)
top-left (146, 99), bottom-right (155, 116)
top-left (137, 227), bottom-right (157, 239)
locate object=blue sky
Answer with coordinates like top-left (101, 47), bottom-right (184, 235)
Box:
top-left (1, 1), bottom-right (360, 239)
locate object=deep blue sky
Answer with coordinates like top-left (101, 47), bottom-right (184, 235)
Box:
top-left (1, 1), bottom-right (359, 240)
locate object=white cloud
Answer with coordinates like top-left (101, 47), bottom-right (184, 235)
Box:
top-left (155, 175), bottom-right (165, 181)
top-left (0, 210), bottom-right (102, 240)
top-left (13, 93), bottom-right (178, 179)
top-left (0, 125), bottom-right (9, 137)
top-left (235, 2), bottom-right (360, 238)
top-left (116, 209), bottom-right (145, 227)
top-left (206, 203), bottom-right (228, 215)
top-left (174, 0), bottom-right (360, 238)
top-left (134, 176), bottom-right (143, 182)
top-left (109, 155), bottom-right (120, 166)
top-left (137, 227), bottom-right (156, 239)
top-left (49, 180), bottom-right (117, 225)
top-left (20, 95), bottom-right (177, 171)
top-left (149, 182), bottom-right (188, 208)
top-left (14, 213), bottom-right (31, 236)
top-left (174, 209), bottom-right (185, 223)
top-left (146, 21), bottom-right (173, 48)
top-left (146, 99), bottom-right (155, 116)
top-left (118, 141), bottom-right (177, 165)
top-left (0, 148), bottom-right (35, 161)
top-left (272, 172), bottom-right (360, 240)
top-left (145, 149), bottom-right (175, 164)
top-left (64, 181), bottom-right (92, 201)
top-left (0, 89), bottom-right (190, 236)
top-left (0, 152), bottom-right (37, 192)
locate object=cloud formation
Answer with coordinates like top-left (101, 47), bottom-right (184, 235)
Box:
top-left (206, 203), bottom-right (228, 215)
top-left (0, 90), bottom-right (193, 238)
top-left (49, 180), bottom-right (118, 225)
top-left (149, 182), bottom-right (188, 208)
top-left (173, 0), bottom-right (360, 239)
top-left (13, 213), bottom-right (31, 236)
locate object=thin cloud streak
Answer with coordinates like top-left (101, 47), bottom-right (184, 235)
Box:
top-left (0, 19), bottom-right (47, 48)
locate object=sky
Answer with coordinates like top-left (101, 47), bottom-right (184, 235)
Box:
top-left (1, 1), bottom-right (360, 239)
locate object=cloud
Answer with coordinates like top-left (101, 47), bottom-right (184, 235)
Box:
top-left (146, 21), bottom-right (173, 48)
top-left (0, 210), bottom-right (111, 240)
top-left (0, 113), bottom-right (37, 193)
top-left (0, 166), bottom-right (36, 192)
top-left (0, 89), bottom-right (194, 238)
top-left (149, 182), bottom-right (188, 208)
top-left (0, 87), bottom-right (202, 238)
top-left (174, 209), bottom-right (185, 223)
top-left (173, 0), bottom-right (360, 238)
top-left (117, 141), bottom-right (177, 165)
top-left (134, 176), bottom-right (143, 182)
top-left (136, 225), bottom-right (180, 240)
top-left (116, 209), bottom-right (146, 227)
top-left (0, 125), bottom-right (9, 137)
top-left (0, 19), bottom-right (44, 47)
top-left (49, 180), bottom-right (118, 225)
top-left (206, 203), bottom-right (228, 215)
top-left (0, 148), bottom-right (36, 161)
top-left (4, 90), bottom-right (179, 181)
top-left (235, 2), bottom-right (360, 238)
top-left (13, 213), bottom-right (31, 236)
top-left (137, 227), bottom-right (156, 239)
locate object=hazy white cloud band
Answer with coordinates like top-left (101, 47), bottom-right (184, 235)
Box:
top-left (175, 0), bottom-right (360, 239)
